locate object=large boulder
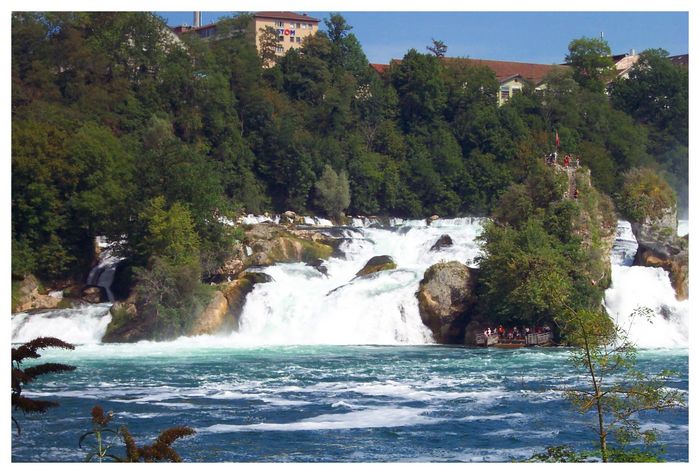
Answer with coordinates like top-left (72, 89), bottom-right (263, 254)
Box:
top-left (416, 261), bottom-right (477, 344)
top-left (189, 272), bottom-right (273, 336)
top-left (429, 234), bottom-right (453, 252)
top-left (355, 256), bottom-right (396, 277)
top-left (188, 291), bottom-right (229, 336)
top-left (102, 297), bottom-right (144, 343)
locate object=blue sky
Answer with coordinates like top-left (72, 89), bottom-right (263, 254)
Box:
top-left (157, 11), bottom-right (688, 64)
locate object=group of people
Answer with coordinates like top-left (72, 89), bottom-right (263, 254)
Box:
top-left (544, 152), bottom-right (580, 168)
top-left (482, 324), bottom-right (552, 341)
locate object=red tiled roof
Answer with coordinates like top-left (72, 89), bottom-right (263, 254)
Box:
top-left (254, 11), bottom-right (320, 23)
top-left (371, 57), bottom-right (566, 85)
top-left (370, 63), bottom-right (388, 74)
top-left (443, 58), bottom-right (567, 84)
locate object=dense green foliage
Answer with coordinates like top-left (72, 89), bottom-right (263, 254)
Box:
top-left (476, 164), bottom-right (615, 330)
top-left (617, 167), bottom-right (677, 223)
top-left (11, 12), bottom-right (686, 293)
top-left (610, 50), bottom-right (688, 210)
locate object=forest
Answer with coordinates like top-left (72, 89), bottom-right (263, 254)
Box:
top-left (11, 12), bottom-right (688, 290)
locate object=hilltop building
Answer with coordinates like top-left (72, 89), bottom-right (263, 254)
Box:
top-left (371, 50), bottom-right (688, 106)
top-left (253, 11), bottom-right (320, 57)
top-left (371, 58), bottom-right (567, 106)
top-left (170, 11), bottom-right (320, 63)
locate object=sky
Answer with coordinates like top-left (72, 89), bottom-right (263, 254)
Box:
top-left (157, 11), bottom-right (688, 65)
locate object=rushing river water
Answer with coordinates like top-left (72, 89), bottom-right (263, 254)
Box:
top-left (11, 217), bottom-right (689, 462)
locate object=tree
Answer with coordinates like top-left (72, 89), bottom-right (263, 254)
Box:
top-left (314, 164), bottom-right (350, 218)
top-left (617, 167), bottom-right (676, 223)
top-left (257, 25), bottom-right (280, 67)
top-left (566, 37), bottom-right (615, 93)
top-left (556, 307), bottom-right (685, 462)
top-left (391, 49), bottom-right (446, 130)
top-left (610, 49), bottom-right (688, 144)
top-left (426, 38), bottom-right (447, 57)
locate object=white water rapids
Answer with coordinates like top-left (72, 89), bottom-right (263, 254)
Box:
top-left (11, 218), bottom-right (689, 349)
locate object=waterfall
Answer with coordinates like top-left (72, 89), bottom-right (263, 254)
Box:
top-left (229, 218), bottom-right (485, 345)
top-left (86, 237), bottom-right (123, 302)
top-left (604, 220), bottom-right (688, 348)
top-left (11, 218), bottom-right (688, 348)
top-left (11, 304), bottom-right (112, 345)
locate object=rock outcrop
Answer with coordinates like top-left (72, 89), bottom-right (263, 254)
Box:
top-left (102, 297), bottom-right (143, 343)
top-left (631, 206), bottom-right (688, 300)
top-left (12, 274), bottom-right (63, 313)
top-left (355, 255), bottom-right (397, 277)
top-left (416, 261), bottom-right (477, 344)
top-left (429, 234), bottom-right (453, 252)
top-left (80, 285), bottom-right (108, 304)
top-left (188, 291), bottom-right (229, 336)
top-left (103, 271), bottom-right (273, 342)
top-left (212, 223), bottom-right (336, 281)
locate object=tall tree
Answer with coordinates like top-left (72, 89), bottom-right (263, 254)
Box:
top-left (257, 25), bottom-right (281, 67)
top-left (566, 37), bottom-right (616, 93)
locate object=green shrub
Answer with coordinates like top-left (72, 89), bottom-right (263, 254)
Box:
top-left (617, 168), bottom-right (676, 222)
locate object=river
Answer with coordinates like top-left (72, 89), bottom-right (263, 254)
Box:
top-left (11, 217), bottom-right (689, 461)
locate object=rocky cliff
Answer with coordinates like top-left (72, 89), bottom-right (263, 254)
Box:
top-left (631, 206), bottom-right (688, 300)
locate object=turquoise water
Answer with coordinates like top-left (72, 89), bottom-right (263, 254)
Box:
top-left (12, 344), bottom-right (688, 462)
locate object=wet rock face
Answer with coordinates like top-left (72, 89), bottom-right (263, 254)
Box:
top-left (630, 207), bottom-right (688, 300)
top-left (13, 274), bottom-right (63, 313)
top-left (416, 261), bottom-right (477, 344)
top-left (634, 239), bottom-right (688, 301)
top-left (81, 285), bottom-right (107, 304)
top-left (307, 258), bottom-right (328, 276)
top-left (103, 271), bottom-right (274, 343)
top-left (429, 234), bottom-right (453, 252)
top-left (355, 256), bottom-right (397, 277)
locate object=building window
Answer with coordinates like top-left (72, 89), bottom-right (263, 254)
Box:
top-left (296, 23), bottom-right (301, 28)
top-left (289, 36), bottom-right (294, 42)
top-left (296, 37), bottom-right (301, 43)
top-left (500, 88), bottom-right (510, 101)
top-left (275, 21), bottom-right (284, 27)
top-left (512, 88), bottom-right (522, 95)
top-left (278, 35), bottom-right (284, 41)
top-left (275, 45), bottom-right (284, 53)
top-left (301, 23), bottom-right (307, 29)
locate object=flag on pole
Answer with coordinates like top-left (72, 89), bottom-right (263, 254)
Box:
top-left (555, 130), bottom-right (560, 148)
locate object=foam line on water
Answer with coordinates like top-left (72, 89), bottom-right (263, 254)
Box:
top-left (200, 407), bottom-right (441, 433)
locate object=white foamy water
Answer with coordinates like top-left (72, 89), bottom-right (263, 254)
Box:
top-left (230, 218), bottom-right (485, 345)
top-left (677, 219), bottom-right (688, 237)
top-left (12, 217), bottom-right (687, 349)
top-left (604, 220), bottom-right (688, 348)
top-left (11, 303), bottom-right (112, 345)
top-left (201, 407), bottom-right (440, 433)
